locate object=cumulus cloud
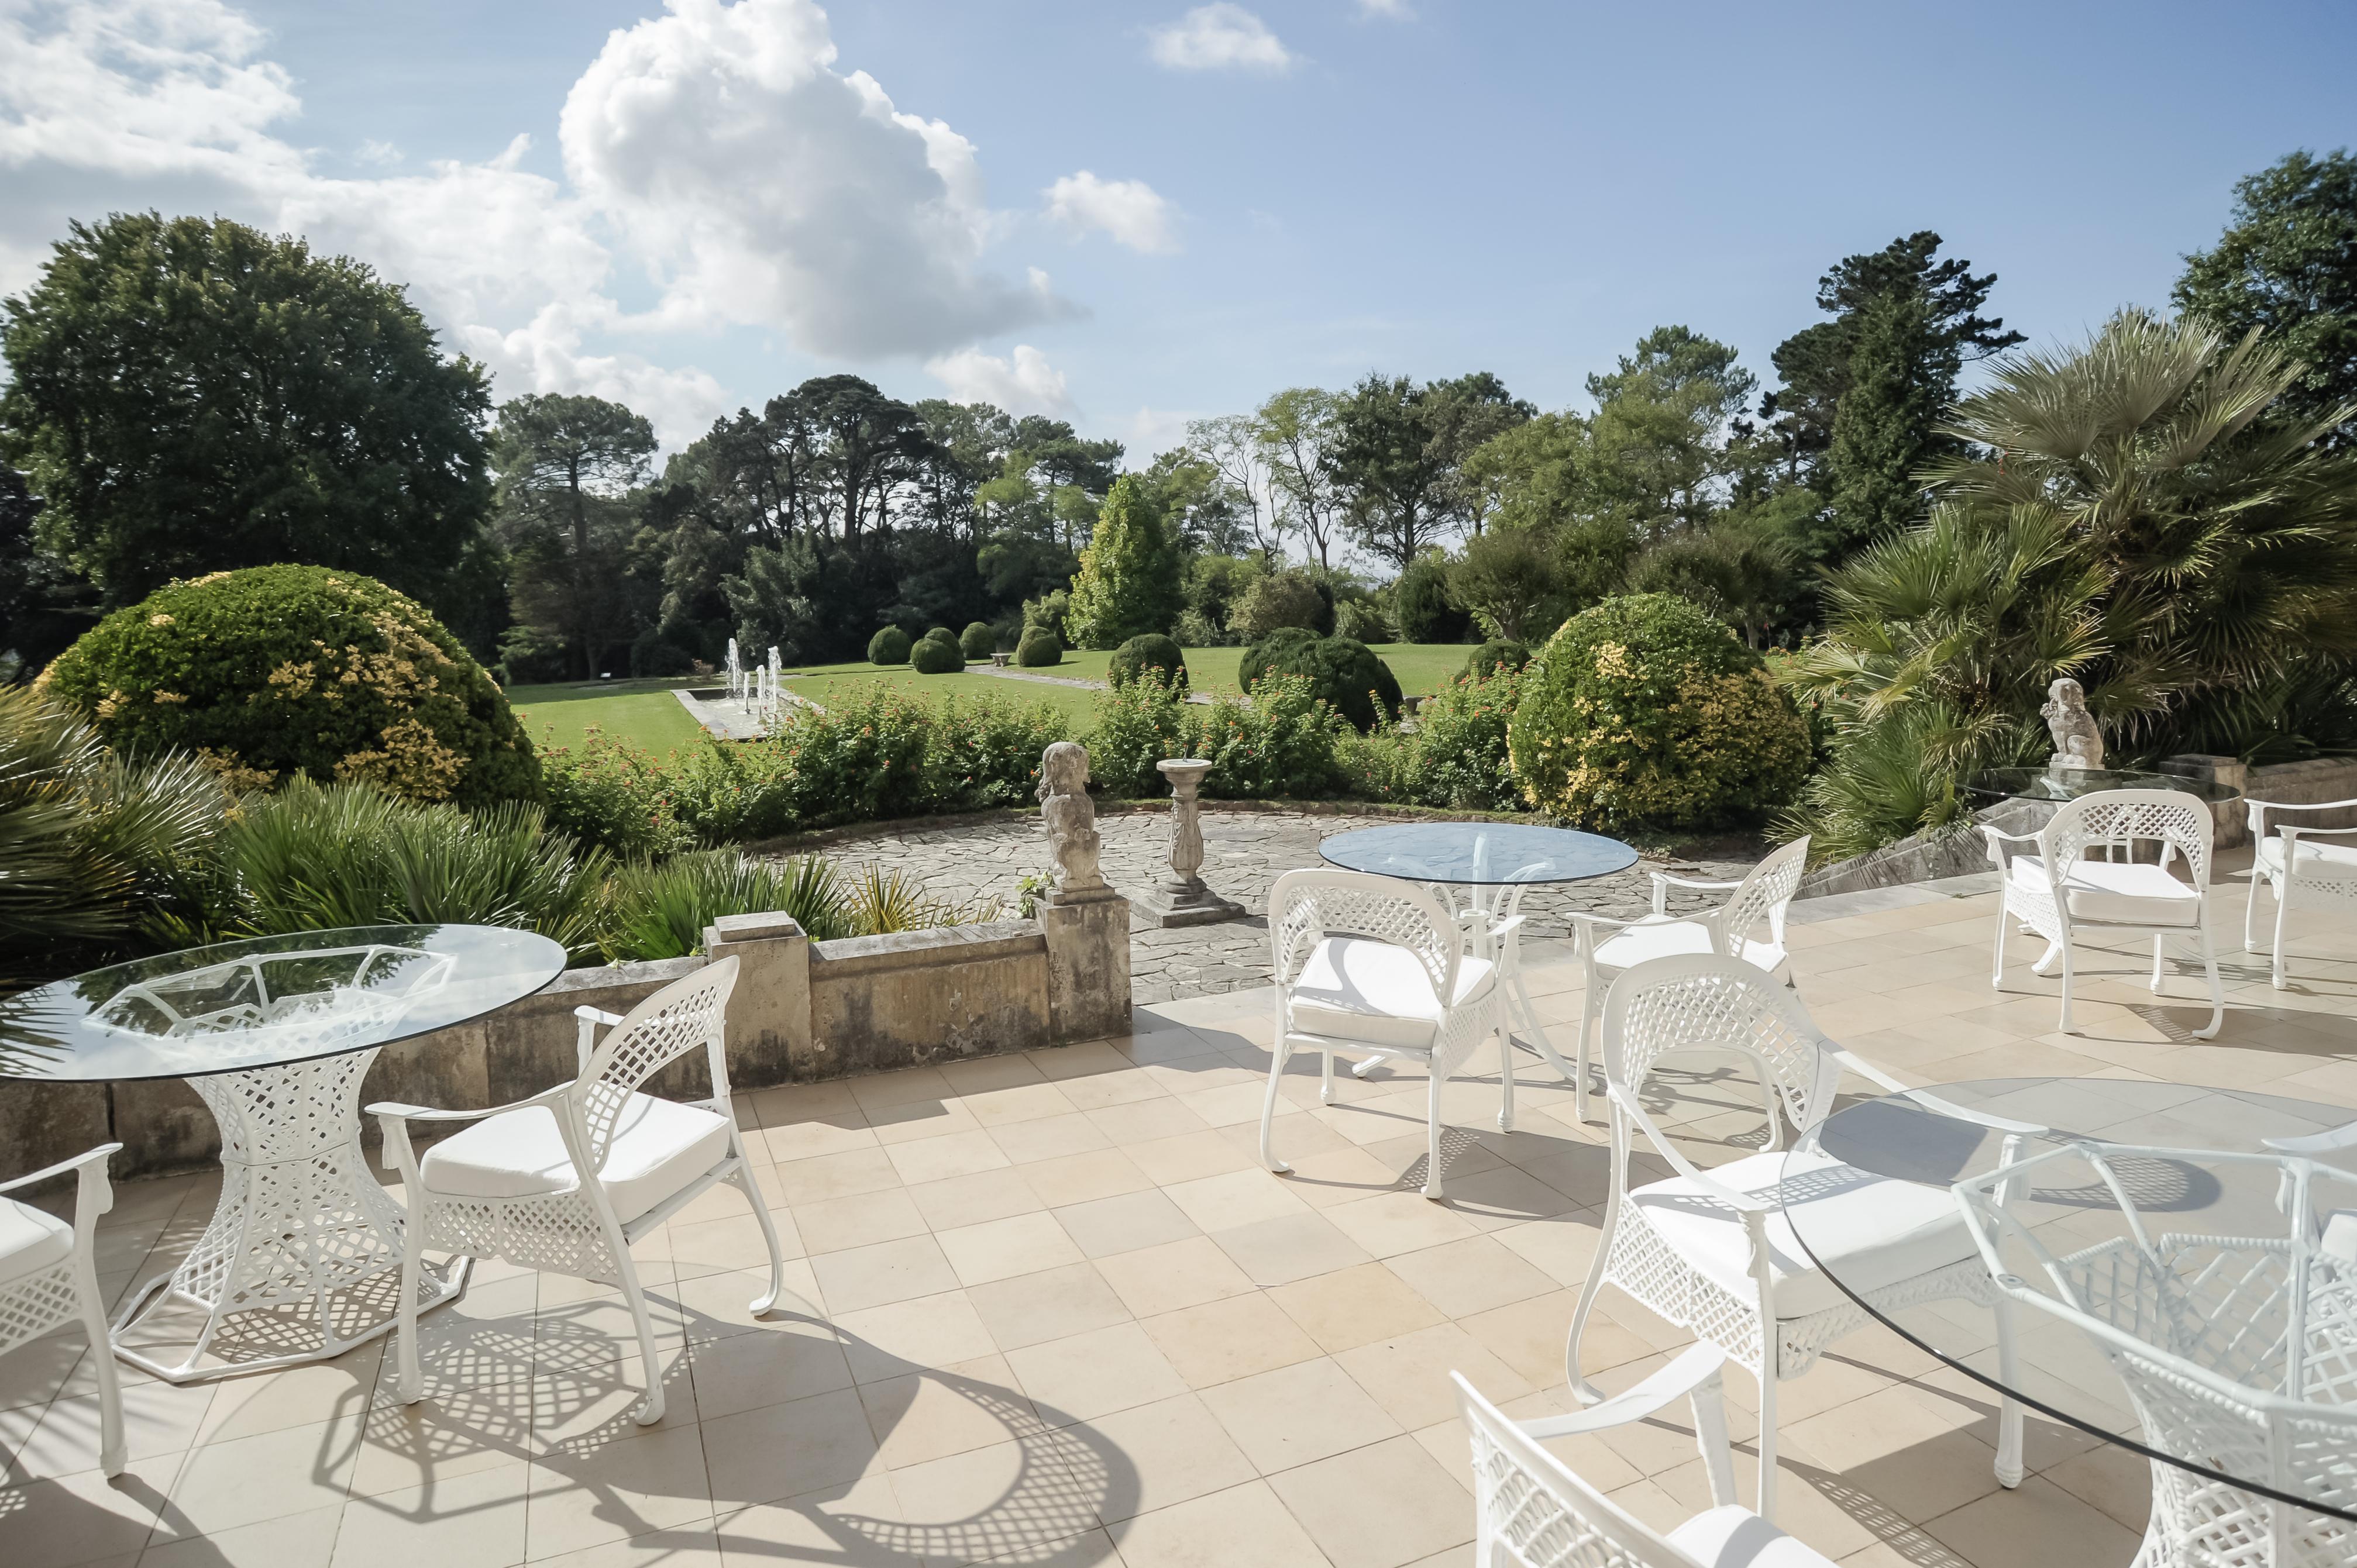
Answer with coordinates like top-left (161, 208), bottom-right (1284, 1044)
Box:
top-left (0, 0), bottom-right (1087, 443)
top-left (925, 345), bottom-right (1073, 416)
top-left (1357, 0), bottom-right (1413, 16)
top-left (1148, 5), bottom-right (1293, 73)
top-left (1044, 171), bottom-right (1177, 254)
top-left (1119, 406), bottom-right (1195, 460)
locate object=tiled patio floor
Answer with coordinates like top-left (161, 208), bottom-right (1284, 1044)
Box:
top-left (6, 863), bottom-right (2353, 1568)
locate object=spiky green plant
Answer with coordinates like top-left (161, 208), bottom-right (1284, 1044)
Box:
top-left (600, 852), bottom-right (853, 960)
top-left (843, 863), bottom-right (1000, 934)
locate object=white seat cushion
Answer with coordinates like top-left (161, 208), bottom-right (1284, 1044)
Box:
top-left (2010, 855), bottom-right (2201, 926)
top-left (1627, 1147), bottom-right (1983, 1319)
top-left (1591, 915), bottom-right (1785, 975)
top-left (0, 1197), bottom-right (74, 1285)
top-left (2258, 835), bottom-right (2357, 876)
top-left (1288, 935), bottom-right (1494, 1051)
top-left (421, 1093), bottom-right (732, 1224)
top-left (1667, 1504), bottom-right (1838, 1567)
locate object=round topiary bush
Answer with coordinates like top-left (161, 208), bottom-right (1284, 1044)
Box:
top-left (1016, 630), bottom-right (1062, 667)
top-left (1506, 592), bottom-right (1809, 831)
top-left (868, 626), bottom-right (913, 666)
top-left (911, 636), bottom-right (966, 674)
top-left (959, 621), bottom-right (996, 659)
top-left (923, 626), bottom-right (956, 646)
top-left (1239, 631), bottom-right (1399, 732)
top-left (1464, 639), bottom-right (1530, 680)
top-left (1109, 634), bottom-right (1188, 690)
top-left (37, 564), bottom-right (538, 806)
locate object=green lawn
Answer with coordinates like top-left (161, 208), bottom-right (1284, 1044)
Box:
top-left (508, 677), bottom-right (710, 756)
top-left (784, 663), bottom-right (1102, 727)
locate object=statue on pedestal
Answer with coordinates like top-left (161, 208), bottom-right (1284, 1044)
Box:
top-left (2042, 678), bottom-right (2104, 770)
top-left (1133, 758), bottom-right (1245, 928)
top-left (1037, 742), bottom-right (1109, 899)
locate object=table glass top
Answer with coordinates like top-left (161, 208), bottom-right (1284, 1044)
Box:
top-left (1963, 766), bottom-right (2242, 804)
top-left (0, 925), bottom-right (567, 1083)
top-left (1319, 823), bottom-right (1638, 885)
top-left (1785, 1078), bottom-right (2357, 1519)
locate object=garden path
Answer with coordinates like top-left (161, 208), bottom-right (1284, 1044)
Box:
top-left (796, 809), bottom-right (1760, 1004)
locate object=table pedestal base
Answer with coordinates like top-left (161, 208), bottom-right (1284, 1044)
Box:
top-left (112, 1048), bottom-right (463, 1383)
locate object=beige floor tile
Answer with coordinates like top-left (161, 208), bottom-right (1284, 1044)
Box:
top-left (350, 1394), bottom-right (535, 1497)
top-left (710, 1471), bottom-right (910, 1566)
top-left (154, 1413), bottom-right (365, 1541)
top-left (755, 1116), bottom-right (876, 1165)
top-left (1162, 1169), bottom-right (1310, 1232)
top-left (1333, 1322), bottom-right (1534, 1431)
top-left (1265, 1433), bottom-right (1472, 1568)
top-left (771, 1147), bottom-right (903, 1207)
top-left (1047, 1065), bottom-right (1166, 1112)
top-left (1050, 1190), bottom-right (1199, 1259)
top-left (790, 1190), bottom-right (928, 1256)
top-left (1199, 1357), bottom-right (1403, 1474)
top-left (665, 1262), bottom-right (824, 1345)
top-left (524, 1422), bottom-right (711, 1558)
top-left (1082, 1393), bottom-right (1255, 1523)
top-left (936, 1212), bottom-right (1086, 1287)
top-left (955, 1080), bottom-right (1080, 1128)
top-left (685, 1318), bottom-right (855, 1419)
top-left (15, 1377), bottom-right (214, 1479)
top-left (965, 1263), bottom-right (1131, 1353)
top-left (984, 1112), bottom-right (1112, 1165)
top-left (1107, 1478), bottom-right (1332, 1568)
top-left (1083, 1100), bottom-right (1212, 1146)
top-left (1017, 1149), bottom-right (1154, 1209)
top-left (1092, 1236), bottom-right (1258, 1319)
top-left (1320, 1190), bottom-right (1483, 1260)
top-left (327, 1462), bottom-right (531, 1568)
top-left (857, 1355), bottom-right (1038, 1471)
top-left (2040, 1438), bottom-right (2152, 1533)
top-left (1123, 1129), bottom-right (1260, 1186)
top-left (1783, 1384), bottom-right (2006, 1524)
top-left (863, 1095), bottom-right (983, 1147)
top-left (877, 1433), bottom-right (1104, 1556)
top-left (1381, 1234), bottom-right (1557, 1321)
top-left (1211, 1212), bottom-right (1373, 1288)
top-left (831, 1290), bottom-right (999, 1384)
top-left (700, 1388), bottom-right (878, 1512)
top-left (807, 1236), bottom-right (960, 1314)
top-left (1005, 1323), bottom-right (1186, 1425)
top-left (848, 1065), bottom-right (956, 1111)
top-left (1268, 1262), bottom-right (1447, 1354)
top-left (1141, 1293), bottom-right (1323, 1390)
top-left (526, 1517), bottom-right (723, 1568)
top-left (663, 1207), bottom-right (804, 1282)
top-left (141, 1502), bottom-right (343, 1568)
top-left (883, 1131), bottom-right (1012, 1187)
top-left (1457, 1289), bottom-right (1579, 1388)
top-left (1919, 1473), bottom-right (2143, 1568)
top-left (907, 1166), bottom-right (1048, 1231)
top-left (0, 1454), bottom-right (181, 1568)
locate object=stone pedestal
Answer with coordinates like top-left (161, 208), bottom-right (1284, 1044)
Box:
top-left (704, 911), bottom-right (814, 1083)
top-left (1040, 888), bottom-right (1132, 1042)
top-left (1134, 758), bottom-right (1246, 928)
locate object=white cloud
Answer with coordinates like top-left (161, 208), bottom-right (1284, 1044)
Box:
top-left (355, 138), bottom-right (401, 166)
top-left (1357, 0), bottom-right (1413, 16)
top-left (1148, 5), bottom-right (1294, 73)
top-left (456, 304), bottom-right (730, 447)
top-left (925, 344), bottom-right (1073, 416)
top-left (1044, 171), bottom-right (1177, 254)
top-left (1119, 407), bottom-right (1195, 461)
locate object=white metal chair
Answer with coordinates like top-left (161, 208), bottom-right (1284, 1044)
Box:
top-left (1455, 1346), bottom-right (1839, 1568)
top-left (371, 957), bottom-right (782, 1424)
top-left (2244, 795), bottom-right (2357, 989)
top-left (1983, 788), bottom-right (2225, 1038)
top-left (1565, 838), bottom-right (1810, 1131)
top-left (1565, 954), bottom-right (2022, 1520)
top-left (0, 1143), bottom-right (125, 1476)
top-left (1956, 1139), bottom-right (2357, 1567)
top-left (1258, 868), bottom-right (1509, 1200)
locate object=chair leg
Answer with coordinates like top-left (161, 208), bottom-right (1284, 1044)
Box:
top-left (1575, 976), bottom-right (1601, 1125)
top-left (1320, 1049), bottom-right (1336, 1105)
top-left (75, 1261), bottom-right (123, 1476)
top-left (734, 1165), bottom-right (786, 1315)
top-left (2150, 932), bottom-right (2166, 993)
top-left (1420, 1071), bottom-right (1446, 1201)
top-left (613, 1247), bottom-right (667, 1425)
top-left (2196, 922), bottom-right (2224, 1039)
top-left (394, 1209), bottom-right (431, 1404)
top-left (1495, 1015), bottom-right (1515, 1134)
top-left (1756, 1362), bottom-right (1780, 1524)
top-left (1564, 1198), bottom-right (1617, 1403)
top-left (1991, 897), bottom-right (2009, 988)
top-left (2244, 868), bottom-right (2265, 953)
top-left (2273, 871), bottom-right (2294, 990)
top-left (1993, 1294), bottom-right (2025, 1488)
top-left (1258, 1039), bottom-right (1293, 1175)
top-left (2057, 936), bottom-right (2077, 1036)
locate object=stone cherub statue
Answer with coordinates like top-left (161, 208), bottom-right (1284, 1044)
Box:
top-left (1037, 741), bottom-right (1109, 898)
top-left (2042, 678), bottom-right (2104, 770)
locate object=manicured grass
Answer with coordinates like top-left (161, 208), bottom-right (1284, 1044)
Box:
top-left (1364, 643), bottom-right (1478, 696)
top-left (785, 665), bottom-right (1101, 727)
top-left (508, 677), bottom-right (710, 756)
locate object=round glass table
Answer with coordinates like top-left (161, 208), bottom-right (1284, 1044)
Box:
top-left (0, 925), bottom-right (565, 1380)
top-left (1963, 766), bottom-right (2244, 807)
top-left (1319, 822), bottom-right (1638, 1087)
top-left (1785, 1078), bottom-right (2357, 1525)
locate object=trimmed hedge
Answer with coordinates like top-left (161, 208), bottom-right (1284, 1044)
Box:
top-left (1016, 630), bottom-right (1062, 667)
top-left (1506, 592), bottom-right (1808, 830)
top-left (868, 626), bottom-right (913, 666)
top-left (1239, 630), bottom-right (1399, 733)
top-left (1110, 633), bottom-right (1188, 690)
top-left (960, 621), bottom-right (996, 659)
top-left (37, 564), bottom-right (537, 807)
top-left (923, 626), bottom-right (956, 647)
top-left (1463, 639), bottom-right (1530, 680)
top-left (911, 636), bottom-right (966, 674)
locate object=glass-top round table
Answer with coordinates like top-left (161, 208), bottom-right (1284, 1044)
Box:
top-left (1320, 823), bottom-right (1638, 1090)
top-left (1785, 1078), bottom-right (2357, 1524)
top-left (1963, 766), bottom-right (2245, 807)
top-left (0, 925), bottom-right (565, 1380)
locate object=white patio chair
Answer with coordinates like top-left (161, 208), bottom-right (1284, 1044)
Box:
top-left (1983, 788), bottom-right (2224, 1038)
top-left (1564, 838), bottom-right (1810, 1132)
top-left (2244, 795), bottom-right (2357, 989)
top-left (371, 956), bottom-right (783, 1424)
top-left (1957, 1139), bottom-right (2357, 1568)
top-left (0, 1142), bottom-right (125, 1476)
top-left (1455, 1345), bottom-right (1840, 1568)
top-left (1257, 868), bottom-right (1509, 1200)
top-left (1565, 953), bottom-right (2022, 1521)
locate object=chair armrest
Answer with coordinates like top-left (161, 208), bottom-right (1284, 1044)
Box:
top-left (1610, 1087), bottom-right (1774, 1213)
top-left (2248, 797), bottom-right (2357, 815)
top-left (2265, 1121), bottom-right (2357, 1156)
top-left (0, 1142), bottom-right (121, 1199)
top-left (1651, 873), bottom-right (1743, 893)
top-left (575, 1005), bottom-right (625, 1027)
top-left (1822, 1051), bottom-right (2049, 1136)
top-left (1505, 1345), bottom-right (1730, 1439)
top-left (366, 1083), bottom-right (570, 1126)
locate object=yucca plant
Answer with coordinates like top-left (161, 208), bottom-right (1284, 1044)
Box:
top-left (842, 862), bottom-right (1002, 934)
top-left (599, 852), bottom-right (854, 961)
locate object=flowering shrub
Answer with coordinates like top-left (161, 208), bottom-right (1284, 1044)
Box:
top-left (37, 564), bottom-right (537, 807)
top-left (1339, 666), bottom-right (1523, 812)
top-left (1092, 671), bottom-right (1346, 799)
top-left (1506, 593), bottom-right (1808, 830)
top-left (537, 725), bottom-right (695, 858)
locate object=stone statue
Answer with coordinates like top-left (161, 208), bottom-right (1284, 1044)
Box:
top-left (2042, 678), bottom-right (2104, 770)
top-left (1037, 741), bottom-right (1109, 898)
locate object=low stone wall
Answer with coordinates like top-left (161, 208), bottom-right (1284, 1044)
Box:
top-left (0, 899), bottom-right (1131, 1187)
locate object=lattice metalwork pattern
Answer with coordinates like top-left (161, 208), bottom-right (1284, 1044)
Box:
top-left (417, 1191), bottom-right (618, 1280)
top-left (1465, 1412), bottom-right (1660, 1568)
top-left (578, 966), bottom-right (732, 1172)
top-left (2051, 793), bottom-right (2214, 890)
top-left (1271, 874), bottom-right (1454, 998)
top-left (1719, 840), bottom-right (1807, 957)
top-left (0, 1259), bottom-right (81, 1357)
top-left (1611, 964), bottom-right (1826, 1135)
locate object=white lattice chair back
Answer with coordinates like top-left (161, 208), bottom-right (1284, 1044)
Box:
top-left (1601, 953), bottom-right (1836, 1135)
top-left (1270, 868), bottom-right (1460, 1006)
top-left (2043, 788), bottom-right (2215, 887)
top-left (573, 956), bottom-right (739, 1173)
top-left (1717, 837), bottom-right (1809, 957)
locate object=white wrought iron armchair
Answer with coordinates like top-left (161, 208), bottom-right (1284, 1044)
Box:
top-left (1564, 838), bottom-right (1809, 1131)
top-left (1956, 1139), bottom-right (2357, 1568)
top-left (1565, 954), bottom-right (2023, 1520)
top-left (0, 1143), bottom-right (124, 1476)
top-left (1984, 788), bottom-right (2225, 1038)
top-left (1258, 869), bottom-right (1509, 1200)
top-left (1455, 1346), bottom-right (1840, 1568)
top-left (371, 957), bottom-right (783, 1424)
top-left (2244, 795), bottom-right (2357, 989)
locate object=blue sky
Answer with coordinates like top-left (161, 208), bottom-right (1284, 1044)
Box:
top-left (4, 0), bottom-right (2353, 457)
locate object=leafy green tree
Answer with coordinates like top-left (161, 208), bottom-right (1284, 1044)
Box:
top-left (0, 213), bottom-right (494, 621)
top-left (1066, 476), bottom-right (1181, 649)
top-left (1823, 287), bottom-right (1952, 547)
top-left (1448, 528), bottom-right (1560, 642)
top-left (1327, 371), bottom-right (1532, 568)
top-left (493, 394), bottom-right (657, 680)
top-left (1582, 327), bottom-right (1755, 537)
top-left (1254, 387), bottom-right (1347, 568)
top-left (2176, 149), bottom-right (2357, 449)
